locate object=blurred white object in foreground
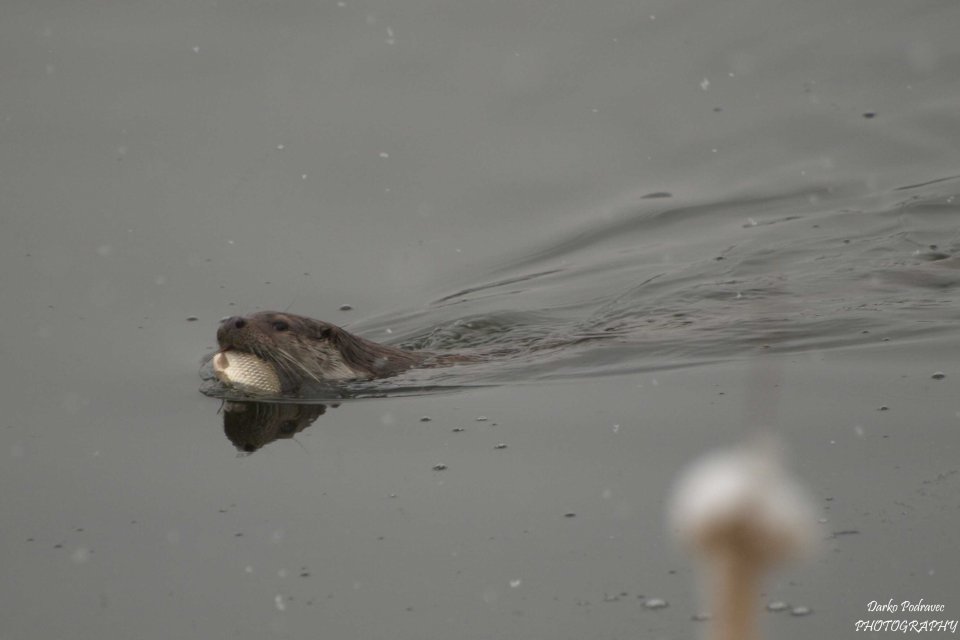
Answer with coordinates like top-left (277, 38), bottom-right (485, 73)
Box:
top-left (669, 439), bottom-right (817, 640)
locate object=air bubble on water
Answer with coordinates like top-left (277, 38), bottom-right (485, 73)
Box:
top-left (644, 597), bottom-right (668, 610)
top-left (276, 144), bottom-right (285, 150)
top-left (245, 565), bottom-right (254, 573)
top-left (476, 416), bottom-right (488, 422)
top-left (700, 78), bottom-right (710, 90)
top-left (854, 425), bottom-right (865, 437)
top-left (612, 424), bottom-right (620, 433)
top-left (192, 46), bottom-right (200, 53)
top-left (270, 529), bottom-right (285, 543)
top-left (790, 605), bottom-right (812, 616)
top-left (509, 579), bottom-right (521, 588)
top-left (767, 600), bottom-right (789, 612)
top-left (278, 568), bottom-right (288, 578)
top-left (384, 328), bottom-right (393, 334)
top-left (420, 416), bottom-right (432, 422)
top-left (386, 27), bottom-right (395, 45)
top-left (274, 594), bottom-right (286, 611)
top-left (494, 443), bottom-right (507, 450)
top-left (379, 152), bottom-right (389, 158)
top-left (745, 218), bottom-right (758, 227)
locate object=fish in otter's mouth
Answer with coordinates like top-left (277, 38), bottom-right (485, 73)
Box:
top-left (213, 311), bottom-right (427, 395)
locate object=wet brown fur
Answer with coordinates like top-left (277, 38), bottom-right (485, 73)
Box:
top-left (217, 311), bottom-right (426, 393)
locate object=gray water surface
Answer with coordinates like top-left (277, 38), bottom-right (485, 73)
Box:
top-left (3, 1), bottom-right (960, 638)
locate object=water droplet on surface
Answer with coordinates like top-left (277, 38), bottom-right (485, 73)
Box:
top-left (767, 600), bottom-right (789, 612)
top-left (644, 598), bottom-right (668, 610)
top-left (432, 463), bottom-right (447, 471)
top-left (791, 605), bottom-right (813, 616)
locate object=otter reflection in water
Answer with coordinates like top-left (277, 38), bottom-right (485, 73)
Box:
top-left (214, 311), bottom-right (438, 395)
top-left (221, 401), bottom-right (334, 452)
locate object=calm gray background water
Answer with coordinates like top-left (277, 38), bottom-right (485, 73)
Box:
top-left (3, 1), bottom-right (959, 638)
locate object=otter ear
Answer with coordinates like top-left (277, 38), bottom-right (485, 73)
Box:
top-left (305, 319), bottom-right (335, 340)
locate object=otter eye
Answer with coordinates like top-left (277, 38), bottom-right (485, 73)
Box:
top-left (272, 320), bottom-right (290, 332)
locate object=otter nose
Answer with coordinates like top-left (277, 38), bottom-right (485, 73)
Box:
top-left (222, 316), bottom-right (247, 330)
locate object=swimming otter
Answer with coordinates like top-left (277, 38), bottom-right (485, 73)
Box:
top-left (215, 311), bottom-right (427, 393)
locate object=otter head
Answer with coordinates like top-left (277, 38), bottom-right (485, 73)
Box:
top-left (217, 311), bottom-right (423, 392)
